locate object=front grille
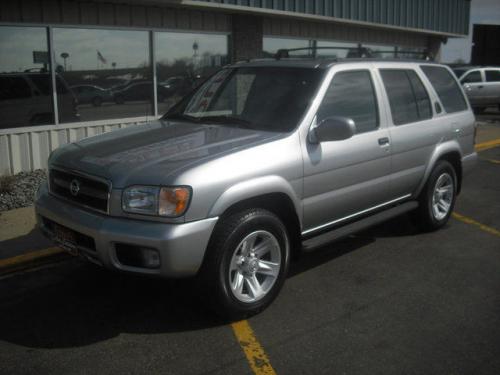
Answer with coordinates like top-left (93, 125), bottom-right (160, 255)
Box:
top-left (41, 217), bottom-right (97, 252)
top-left (49, 168), bottom-right (110, 213)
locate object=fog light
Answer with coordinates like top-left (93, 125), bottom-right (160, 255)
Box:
top-left (141, 248), bottom-right (160, 269)
top-left (115, 244), bottom-right (161, 269)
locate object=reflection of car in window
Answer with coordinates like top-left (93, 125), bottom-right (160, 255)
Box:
top-left (112, 81), bottom-right (177, 104)
top-left (0, 73), bottom-right (78, 129)
top-left (70, 84), bottom-right (113, 107)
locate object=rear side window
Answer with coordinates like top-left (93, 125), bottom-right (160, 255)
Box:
top-left (461, 71), bottom-right (482, 84)
top-left (317, 70), bottom-right (378, 134)
top-left (485, 70), bottom-right (500, 82)
top-left (380, 69), bottom-right (432, 125)
top-left (420, 65), bottom-right (467, 113)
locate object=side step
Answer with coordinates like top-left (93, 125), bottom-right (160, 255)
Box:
top-left (302, 201), bottom-right (418, 252)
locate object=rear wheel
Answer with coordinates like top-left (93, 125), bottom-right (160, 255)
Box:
top-left (414, 160), bottom-right (457, 231)
top-left (198, 208), bottom-right (290, 319)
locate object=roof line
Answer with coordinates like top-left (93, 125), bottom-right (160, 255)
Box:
top-left (172, 0), bottom-right (466, 38)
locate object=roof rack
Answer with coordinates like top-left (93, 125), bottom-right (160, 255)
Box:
top-left (274, 44), bottom-right (433, 61)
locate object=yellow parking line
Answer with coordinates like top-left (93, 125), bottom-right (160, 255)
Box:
top-left (231, 320), bottom-right (277, 375)
top-left (475, 138), bottom-right (500, 152)
top-left (452, 213), bottom-right (500, 238)
top-left (0, 247), bottom-right (63, 270)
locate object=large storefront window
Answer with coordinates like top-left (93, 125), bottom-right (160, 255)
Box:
top-left (53, 28), bottom-right (151, 123)
top-left (0, 26), bottom-right (53, 129)
top-left (155, 32), bottom-right (228, 114)
top-left (264, 37), bottom-right (426, 60)
top-left (263, 37), bottom-right (313, 58)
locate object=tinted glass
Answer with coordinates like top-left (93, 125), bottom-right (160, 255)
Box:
top-left (381, 70), bottom-right (420, 125)
top-left (485, 70), bottom-right (500, 82)
top-left (406, 70), bottom-right (432, 121)
top-left (156, 32), bottom-right (228, 114)
top-left (317, 71), bottom-right (378, 134)
top-left (53, 28), bottom-right (151, 123)
top-left (461, 71), bottom-right (482, 83)
top-left (165, 67), bottom-right (323, 132)
top-left (0, 26), bottom-right (53, 129)
top-left (421, 65), bottom-right (467, 113)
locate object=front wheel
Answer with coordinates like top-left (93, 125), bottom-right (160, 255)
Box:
top-left (414, 160), bottom-right (457, 231)
top-left (198, 208), bottom-right (290, 319)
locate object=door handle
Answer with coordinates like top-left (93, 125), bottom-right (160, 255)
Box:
top-left (378, 137), bottom-right (390, 146)
top-left (478, 85), bottom-right (484, 89)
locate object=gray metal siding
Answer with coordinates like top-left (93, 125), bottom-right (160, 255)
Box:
top-left (0, 119), bottom-right (149, 175)
top-left (195, 0), bottom-right (470, 35)
top-left (0, 0), bottom-right (231, 31)
top-left (263, 17), bottom-right (429, 48)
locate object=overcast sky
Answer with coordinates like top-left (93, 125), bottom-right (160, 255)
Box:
top-left (441, 0), bottom-right (500, 63)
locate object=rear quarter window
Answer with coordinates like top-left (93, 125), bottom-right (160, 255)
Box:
top-left (420, 65), bottom-right (468, 113)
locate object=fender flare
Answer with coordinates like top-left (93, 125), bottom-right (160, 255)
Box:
top-left (208, 175), bottom-right (302, 226)
top-left (414, 140), bottom-right (463, 197)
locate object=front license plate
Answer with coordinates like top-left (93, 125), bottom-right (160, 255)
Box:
top-left (53, 224), bottom-right (78, 255)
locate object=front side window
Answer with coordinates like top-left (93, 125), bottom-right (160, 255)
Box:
top-left (420, 65), bottom-right (467, 113)
top-left (165, 67), bottom-right (324, 132)
top-left (485, 70), bottom-right (500, 82)
top-left (381, 69), bottom-right (432, 125)
top-left (317, 70), bottom-right (379, 134)
top-left (461, 71), bottom-right (482, 84)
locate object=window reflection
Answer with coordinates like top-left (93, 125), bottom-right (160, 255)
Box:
top-left (156, 32), bottom-right (228, 114)
top-left (0, 26), bottom-right (56, 129)
top-left (264, 37), bottom-right (426, 59)
top-left (53, 28), bottom-right (152, 123)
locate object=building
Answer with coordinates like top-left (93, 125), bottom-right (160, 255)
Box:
top-left (0, 0), bottom-right (471, 175)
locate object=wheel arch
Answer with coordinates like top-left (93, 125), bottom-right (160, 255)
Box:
top-left (416, 142), bottom-right (463, 197)
top-left (208, 177), bottom-right (303, 256)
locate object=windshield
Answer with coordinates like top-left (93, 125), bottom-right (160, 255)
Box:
top-left (163, 67), bottom-right (324, 132)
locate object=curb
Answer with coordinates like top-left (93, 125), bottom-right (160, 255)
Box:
top-left (0, 247), bottom-right (68, 276)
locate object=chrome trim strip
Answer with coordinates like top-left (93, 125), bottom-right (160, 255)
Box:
top-left (301, 194), bottom-right (412, 236)
top-left (49, 166), bottom-right (112, 215)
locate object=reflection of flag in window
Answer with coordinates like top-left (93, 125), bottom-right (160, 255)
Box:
top-left (97, 50), bottom-right (107, 64)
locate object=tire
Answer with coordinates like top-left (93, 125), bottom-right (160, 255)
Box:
top-left (198, 208), bottom-right (290, 319)
top-left (414, 160), bottom-right (457, 231)
top-left (92, 96), bottom-right (102, 107)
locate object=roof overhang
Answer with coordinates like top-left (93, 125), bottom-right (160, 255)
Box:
top-left (128, 0), bottom-right (467, 38)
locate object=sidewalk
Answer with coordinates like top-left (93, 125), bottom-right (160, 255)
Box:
top-left (0, 206), bottom-right (51, 260)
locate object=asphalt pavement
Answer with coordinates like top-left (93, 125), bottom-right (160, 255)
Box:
top-left (0, 124), bottom-right (499, 375)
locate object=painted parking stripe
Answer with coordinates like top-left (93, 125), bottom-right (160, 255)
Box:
top-left (0, 247), bottom-right (63, 271)
top-left (231, 320), bottom-right (277, 375)
top-left (475, 138), bottom-right (500, 152)
top-left (452, 212), bottom-right (500, 238)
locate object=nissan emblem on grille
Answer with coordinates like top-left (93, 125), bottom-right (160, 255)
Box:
top-left (70, 179), bottom-right (80, 196)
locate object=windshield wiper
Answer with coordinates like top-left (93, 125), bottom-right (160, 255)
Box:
top-left (197, 115), bottom-right (253, 128)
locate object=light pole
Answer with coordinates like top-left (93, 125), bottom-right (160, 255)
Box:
top-left (60, 52), bottom-right (69, 71)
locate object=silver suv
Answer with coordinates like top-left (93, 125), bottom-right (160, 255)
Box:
top-left (454, 66), bottom-right (500, 113)
top-left (36, 59), bottom-right (477, 318)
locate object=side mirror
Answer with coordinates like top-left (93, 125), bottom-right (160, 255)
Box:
top-left (309, 116), bottom-right (356, 143)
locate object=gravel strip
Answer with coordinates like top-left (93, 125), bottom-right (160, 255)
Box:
top-left (0, 170), bottom-right (47, 212)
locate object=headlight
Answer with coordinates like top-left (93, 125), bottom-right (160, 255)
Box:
top-left (122, 186), bottom-right (191, 217)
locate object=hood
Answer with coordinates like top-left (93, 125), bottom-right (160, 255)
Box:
top-left (50, 119), bottom-right (280, 188)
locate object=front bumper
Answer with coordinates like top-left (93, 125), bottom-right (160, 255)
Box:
top-left (35, 183), bottom-right (218, 277)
